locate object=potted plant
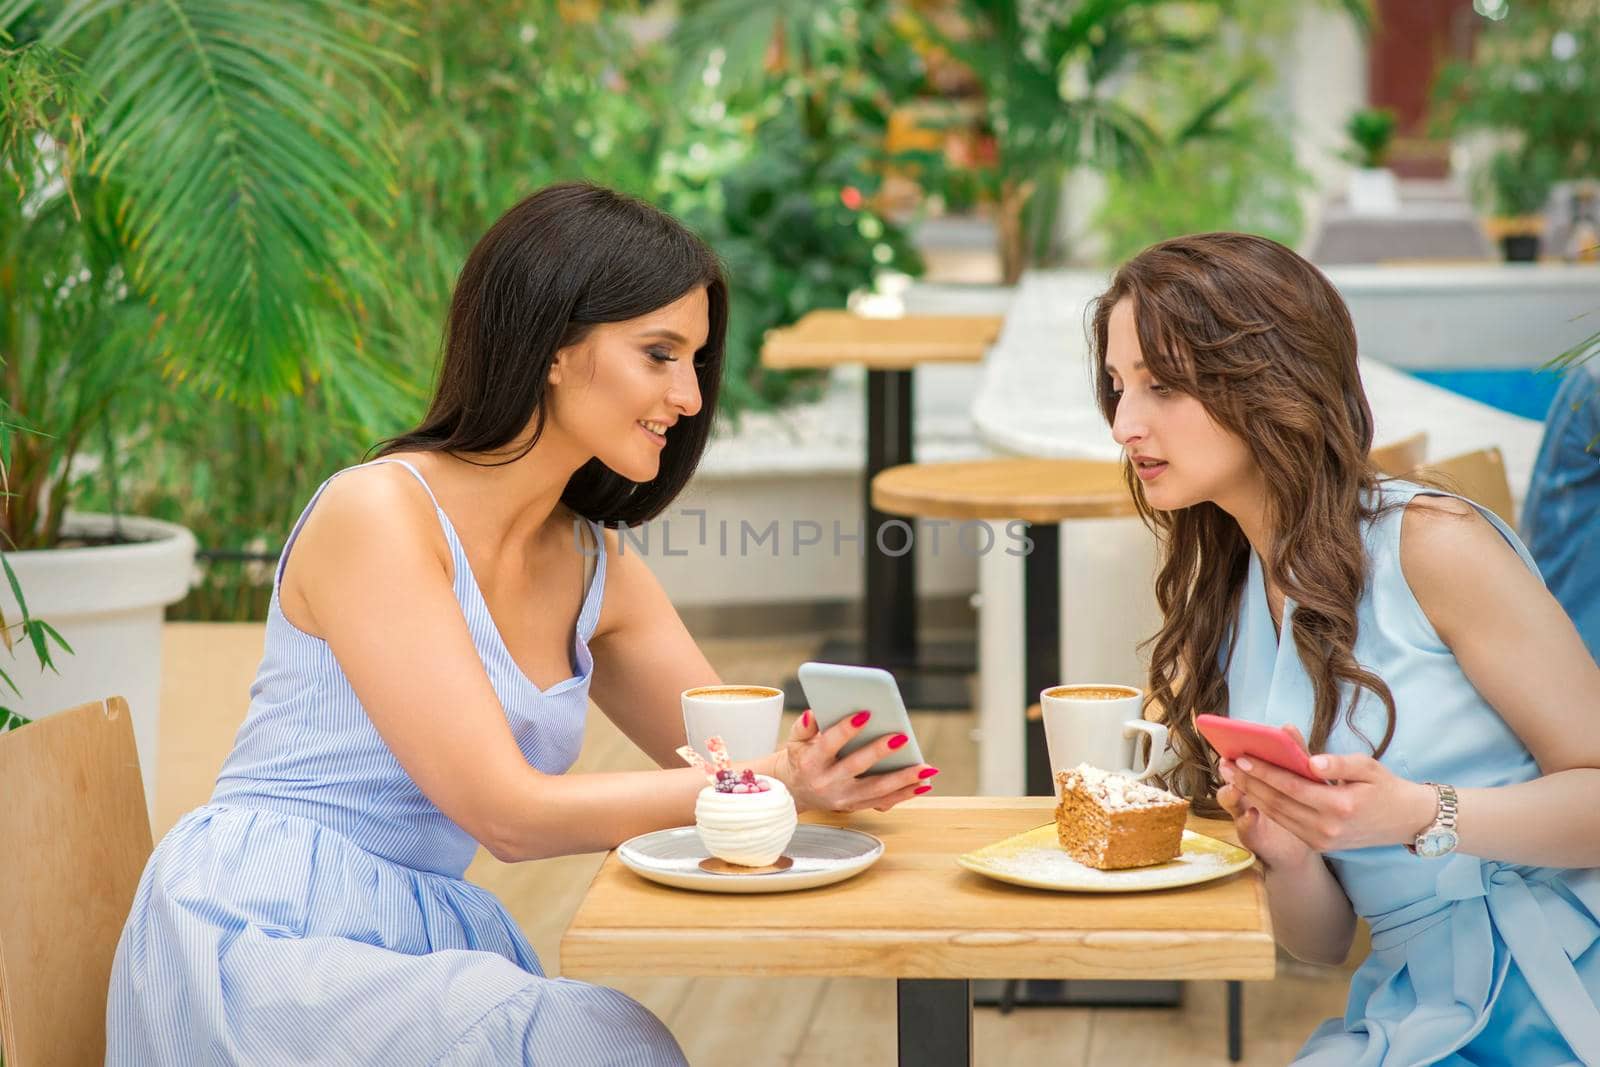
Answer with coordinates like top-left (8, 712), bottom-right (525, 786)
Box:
top-left (1434, 2), bottom-right (1600, 259)
top-left (1, 3), bottom-right (405, 813)
top-left (917, 0), bottom-right (1188, 283)
top-left (0, 422), bottom-right (73, 736)
top-left (1481, 148), bottom-right (1557, 261)
top-left (917, 0), bottom-right (1368, 281)
top-left (1343, 106), bottom-right (1400, 214)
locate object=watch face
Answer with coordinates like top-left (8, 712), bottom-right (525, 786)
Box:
top-left (1416, 829), bottom-right (1459, 858)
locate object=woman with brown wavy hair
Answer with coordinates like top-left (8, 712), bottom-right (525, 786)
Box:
top-left (1090, 232), bottom-right (1600, 1064)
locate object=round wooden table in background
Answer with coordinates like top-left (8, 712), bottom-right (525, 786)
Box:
top-left (761, 311), bottom-right (1003, 710)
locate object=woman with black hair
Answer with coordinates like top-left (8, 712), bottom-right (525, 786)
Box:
top-left (106, 184), bottom-right (934, 1065)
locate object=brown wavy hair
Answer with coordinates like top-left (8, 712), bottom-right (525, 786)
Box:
top-left (1089, 233), bottom-right (1398, 809)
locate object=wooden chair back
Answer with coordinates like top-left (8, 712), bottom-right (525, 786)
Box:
top-left (1415, 446), bottom-right (1518, 529)
top-left (1370, 431), bottom-right (1428, 476)
top-left (0, 698), bottom-right (153, 1066)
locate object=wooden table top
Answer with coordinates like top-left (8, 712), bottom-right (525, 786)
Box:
top-left (560, 797), bottom-right (1274, 982)
top-left (760, 310), bottom-right (1003, 370)
top-left (871, 458), bottom-right (1138, 522)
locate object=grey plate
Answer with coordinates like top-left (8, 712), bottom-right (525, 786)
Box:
top-left (616, 824), bottom-right (884, 894)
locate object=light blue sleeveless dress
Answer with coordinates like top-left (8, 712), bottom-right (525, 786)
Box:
top-left (1226, 480), bottom-right (1600, 1065)
top-left (106, 459), bottom-right (687, 1066)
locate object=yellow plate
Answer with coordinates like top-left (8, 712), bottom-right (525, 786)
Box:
top-left (957, 824), bottom-right (1255, 893)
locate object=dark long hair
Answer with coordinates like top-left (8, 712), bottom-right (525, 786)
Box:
top-left (377, 182), bottom-right (728, 526)
top-left (1088, 233), bottom-right (1398, 808)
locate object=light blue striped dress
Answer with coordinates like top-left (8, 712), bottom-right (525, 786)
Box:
top-left (107, 459), bottom-right (686, 1066)
top-left (1226, 481), bottom-right (1600, 1065)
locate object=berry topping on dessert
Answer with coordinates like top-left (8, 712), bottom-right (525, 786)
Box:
top-left (714, 767), bottom-right (769, 794)
top-left (682, 737), bottom-right (773, 793)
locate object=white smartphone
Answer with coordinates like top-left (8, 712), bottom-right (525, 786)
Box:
top-left (796, 662), bottom-right (926, 775)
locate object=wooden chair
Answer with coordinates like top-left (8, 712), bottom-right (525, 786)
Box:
top-left (1370, 431), bottom-right (1428, 476)
top-left (0, 698), bottom-right (153, 1066)
top-left (1414, 446), bottom-right (1517, 529)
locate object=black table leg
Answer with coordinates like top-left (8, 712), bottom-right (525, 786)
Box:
top-left (1023, 524), bottom-right (1062, 798)
top-left (865, 368), bottom-right (918, 669)
top-left (1228, 980), bottom-right (1244, 1061)
top-left (898, 979), bottom-right (972, 1067)
top-left (786, 367), bottom-right (973, 711)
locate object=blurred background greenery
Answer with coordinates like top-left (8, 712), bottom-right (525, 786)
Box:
top-left (5, 0), bottom-right (1591, 629)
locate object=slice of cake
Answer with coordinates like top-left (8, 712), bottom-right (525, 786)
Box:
top-left (1055, 763), bottom-right (1189, 870)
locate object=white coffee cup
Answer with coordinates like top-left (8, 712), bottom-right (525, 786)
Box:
top-left (681, 685), bottom-right (785, 763)
top-left (1040, 683), bottom-right (1177, 793)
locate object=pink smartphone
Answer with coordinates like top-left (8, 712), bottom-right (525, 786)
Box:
top-left (1194, 714), bottom-right (1323, 782)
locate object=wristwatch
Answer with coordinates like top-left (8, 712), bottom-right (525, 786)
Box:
top-left (1407, 782), bottom-right (1460, 858)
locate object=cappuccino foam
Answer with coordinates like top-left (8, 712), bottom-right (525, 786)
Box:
top-left (1045, 685), bottom-right (1140, 701)
top-left (684, 686), bottom-right (783, 702)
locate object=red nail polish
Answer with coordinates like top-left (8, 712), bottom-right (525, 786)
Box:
top-left (887, 733), bottom-right (908, 750)
top-left (850, 710), bottom-right (871, 728)
top-left (918, 766), bottom-right (939, 779)
top-left (914, 784), bottom-right (932, 794)
top-left (800, 710), bottom-right (811, 728)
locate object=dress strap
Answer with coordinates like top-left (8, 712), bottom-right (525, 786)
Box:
top-left (363, 458), bottom-right (444, 512)
top-left (274, 458), bottom-right (449, 592)
top-left (576, 520), bottom-right (608, 643)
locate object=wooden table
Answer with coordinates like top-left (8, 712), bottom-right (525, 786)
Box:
top-left (761, 311), bottom-right (1003, 710)
top-left (561, 797), bottom-right (1275, 1066)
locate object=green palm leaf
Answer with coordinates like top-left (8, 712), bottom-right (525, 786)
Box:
top-left (1550, 322), bottom-right (1600, 371)
top-left (670, 0), bottom-right (892, 97)
top-left (1171, 71), bottom-right (1261, 145)
top-left (3, 0), bottom-right (409, 402)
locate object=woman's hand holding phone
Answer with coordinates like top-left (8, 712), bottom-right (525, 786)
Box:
top-left (772, 709), bottom-right (938, 814)
top-left (1216, 721), bottom-right (1440, 857)
top-left (1216, 754), bottom-right (1318, 872)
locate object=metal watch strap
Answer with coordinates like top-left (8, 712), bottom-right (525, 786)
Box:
top-left (1430, 782), bottom-right (1458, 832)
top-left (1407, 781), bottom-right (1458, 855)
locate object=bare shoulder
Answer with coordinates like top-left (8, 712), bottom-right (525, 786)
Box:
top-left (297, 462), bottom-right (445, 558)
top-left (1397, 492), bottom-right (1507, 564)
top-left (281, 463), bottom-right (452, 630)
top-left (1397, 493), bottom-right (1536, 642)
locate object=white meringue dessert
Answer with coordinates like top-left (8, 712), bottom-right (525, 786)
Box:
top-left (694, 774), bottom-right (798, 867)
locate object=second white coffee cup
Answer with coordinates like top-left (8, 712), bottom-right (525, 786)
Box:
top-left (1040, 683), bottom-right (1177, 793)
top-left (681, 684), bottom-right (785, 763)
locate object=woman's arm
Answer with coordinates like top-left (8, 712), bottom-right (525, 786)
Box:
top-left (1229, 496), bottom-right (1600, 868)
top-left (1400, 496), bottom-right (1600, 866)
top-left (1216, 768), bottom-right (1357, 965)
top-left (585, 531), bottom-right (936, 820)
top-left (286, 469), bottom-right (925, 864)
top-left (1261, 853), bottom-right (1359, 966)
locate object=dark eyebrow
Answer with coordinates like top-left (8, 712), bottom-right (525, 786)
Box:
top-left (1107, 360), bottom-right (1145, 375)
top-left (637, 328), bottom-right (691, 345)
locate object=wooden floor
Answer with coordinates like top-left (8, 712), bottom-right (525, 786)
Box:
top-left (158, 623), bottom-right (1358, 1066)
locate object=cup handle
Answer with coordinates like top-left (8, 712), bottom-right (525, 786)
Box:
top-left (1123, 721), bottom-right (1174, 781)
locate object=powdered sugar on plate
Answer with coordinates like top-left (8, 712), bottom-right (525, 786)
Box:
top-left (983, 844), bottom-right (1234, 887)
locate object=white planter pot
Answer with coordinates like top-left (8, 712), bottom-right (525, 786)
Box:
top-left (1347, 167), bottom-right (1401, 215)
top-left (0, 513), bottom-right (197, 818)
